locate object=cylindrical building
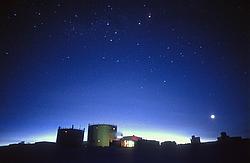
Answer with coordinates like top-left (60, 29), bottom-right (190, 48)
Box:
top-left (87, 124), bottom-right (117, 147)
top-left (56, 125), bottom-right (84, 147)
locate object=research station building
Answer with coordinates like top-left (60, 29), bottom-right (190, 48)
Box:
top-left (56, 125), bottom-right (84, 147)
top-left (87, 124), bottom-right (117, 147)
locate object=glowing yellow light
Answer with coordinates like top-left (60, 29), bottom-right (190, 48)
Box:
top-left (123, 140), bottom-right (134, 147)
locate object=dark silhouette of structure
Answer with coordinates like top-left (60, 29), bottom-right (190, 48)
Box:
top-left (191, 135), bottom-right (201, 144)
top-left (217, 132), bottom-right (243, 142)
top-left (135, 139), bottom-right (160, 150)
top-left (161, 141), bottom-right (177, 149)
top-left (56, 125), bottom-right (84, 147)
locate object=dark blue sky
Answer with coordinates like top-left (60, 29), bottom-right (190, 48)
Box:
top-left (0, 0), bottom-right (249, 145)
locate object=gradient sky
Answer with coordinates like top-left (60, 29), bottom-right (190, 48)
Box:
top-left (0, 0), bottom-right (249, 145)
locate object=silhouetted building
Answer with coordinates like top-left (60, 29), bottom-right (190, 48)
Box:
top-left (218, 132), bottom-right (230, 141)
top-left (161, 141), bottom-right (177, 148)
top-left (217, 132), bottom-right (242, 142)
top-left (18, 141), bottom-right (25, 145)
top-left (120, 135), bottom-right (142, 147)
top-left (136, 139), bottom-right (160, 149)
top-left (191, 135), bottom-right (200, 144)
top-left (56, 125), bottom-right (84, 147)
top-left (87, 124), bottom-right (117, 147)
top-left (110, 139), bottom-right (121, 147)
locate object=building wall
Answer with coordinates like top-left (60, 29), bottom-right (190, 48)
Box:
top-left (56, 127), bottom-right (84, 147)
top-left (88, 124), bottom-right (117, 147)
top-left (191, 135), bottom-right (201, 144)
top-left (135, 139), bottom-right (160, 149)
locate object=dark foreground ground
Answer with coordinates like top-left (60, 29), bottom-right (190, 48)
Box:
top-left (0, 141), bottom-right (249, 163)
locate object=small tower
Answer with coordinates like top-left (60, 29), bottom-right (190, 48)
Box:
top-left (191, 135), bottom-right (201, 144)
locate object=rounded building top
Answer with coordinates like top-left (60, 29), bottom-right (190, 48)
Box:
top-left (88, 123), bottom-right (117, 128)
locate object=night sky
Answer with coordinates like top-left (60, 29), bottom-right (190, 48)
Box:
top-left (0, 0), bottom-right (249, 145)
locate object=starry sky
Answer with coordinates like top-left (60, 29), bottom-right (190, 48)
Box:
top-left (0, 0), bottom-right (249, 145)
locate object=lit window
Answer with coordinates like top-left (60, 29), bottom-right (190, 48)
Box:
top-left (124, 140), bottom-right (134, 147)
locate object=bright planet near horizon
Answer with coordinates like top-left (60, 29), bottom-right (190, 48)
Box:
top-left (210, 115), bottom-right (216, 119)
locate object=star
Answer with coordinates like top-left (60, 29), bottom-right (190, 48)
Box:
top-left (34, 11), bottom-right (41, 16)
top-left (66, 56), bottom-right (71, 59)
